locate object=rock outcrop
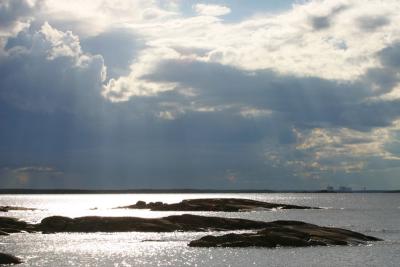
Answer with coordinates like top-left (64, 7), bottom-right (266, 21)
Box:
top-left (189, 220), bottom-right (381, 248)
top-left (0, 253), bottom-right (22, 265)
top-left (116, 198), bottom-right (318, 212)
top-left (37, 214), bottom-right (273, 233)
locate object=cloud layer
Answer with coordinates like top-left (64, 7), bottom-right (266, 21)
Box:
top-left (1, 0), bottom-right (400, 189)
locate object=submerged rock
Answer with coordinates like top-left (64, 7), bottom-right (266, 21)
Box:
top-left (116, 198), bottom-right (319, 212)
top-left (37, 214), bottom-right (273, 233)
top-left (189, 220), bottom-right (382, 248)
top-left (0, 206), bottom-right (36, 212)
top-left (0, 230), bottom-right (9, 236)
top-left (0, 252), bottom-right (22, 265)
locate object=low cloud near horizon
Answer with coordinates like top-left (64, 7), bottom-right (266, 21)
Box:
top-left (1, 0), bottom-right (400, 190)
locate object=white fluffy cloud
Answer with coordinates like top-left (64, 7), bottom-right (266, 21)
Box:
top-left (105, 0), bottom-right (400, 101)
top-left (40, 0), bottom-right (177, 36)
top-left (193, 4), bottom-right (231, 17)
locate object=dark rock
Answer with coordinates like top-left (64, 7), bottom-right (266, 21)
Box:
top-left (135, 201), bottom-right (146, 208)
top-left (0, 253), bottom-right (22, 265)
top-left (0, 206), bottom-right (36, 212)
top-left (0, 217), bottom-right (36, 235)
top-left (36, 214), bottom-right (274, 233)
top-left (189, 220), bottom-right (382, 248)
top-left (0, 228), bottom-right (23, 234)
top-left (116, 198), bottom-right (319, 212)
top-left (0, 217), bottom-right (29, 231)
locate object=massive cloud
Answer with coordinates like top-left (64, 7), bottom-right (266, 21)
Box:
top-left (0, 22), bottom-right (105, 112)
top-left (1, 0), bottom-right (400, 189)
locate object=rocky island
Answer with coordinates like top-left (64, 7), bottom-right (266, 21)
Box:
top-left (189, 220), bottom-right (381, 247)
top-left (0, 214), bottom-right (381, 249)
top-left (115, 198), bottom-right (319, 211)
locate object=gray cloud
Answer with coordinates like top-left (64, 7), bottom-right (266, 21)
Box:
top-left (357, 15), bottom-right (390, 31)
top-left (310, 5), bottom-right (347, 30)
top-left (81, 28), bottom-right (144, 79)
top-left (11, 166), bottom-right (57, 173)
top-left (1, 0), bottom-right (400, 190)
top-left (145, 59), bottom-right (398, 130)
top-left (378, 42), bottom-right (400, 70)
top-left (0, 0), bottom-right (42, 28)
top-left (0, 23), bottom-right (106, 113)
top-left (311, 16), bottom-right (330, 30)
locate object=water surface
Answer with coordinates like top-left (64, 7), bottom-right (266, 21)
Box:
top-left (1, 193), bottom-right (399, 266)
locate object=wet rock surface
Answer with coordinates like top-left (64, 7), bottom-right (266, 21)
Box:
top-left (116, 198), bottom-right (319, 211)
top-left (189, 220), bottom-right (382, 248)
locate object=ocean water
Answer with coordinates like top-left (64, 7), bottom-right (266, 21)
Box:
top-left (0, 193), bottom-right (399, 266)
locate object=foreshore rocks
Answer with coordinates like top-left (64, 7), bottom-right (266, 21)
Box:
top-left (37, 214), bottom-right (273, 233)
top-left (0, 253), bottom-right (22, 265)
top-left (116, 198), bottom-right (319, 212)
top-left (189, 220), bottom-right (382, 248)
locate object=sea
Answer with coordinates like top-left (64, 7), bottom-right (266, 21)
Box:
top-left (0, 193), bottom-right (399, 267)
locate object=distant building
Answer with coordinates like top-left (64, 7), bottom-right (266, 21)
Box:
top-left (338, 186), bottom-right (352, 192)
top-left (326, 186), bottom-right (334, 192)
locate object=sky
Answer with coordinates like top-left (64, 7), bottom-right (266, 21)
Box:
top-left (1, 0), bottom-right (400, 190)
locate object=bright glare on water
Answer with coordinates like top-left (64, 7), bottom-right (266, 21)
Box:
top-left (1, 193), bottom-right (400, 266)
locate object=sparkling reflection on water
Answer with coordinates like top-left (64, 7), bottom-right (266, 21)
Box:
top-left (1, 193), bottom-right (400, 266)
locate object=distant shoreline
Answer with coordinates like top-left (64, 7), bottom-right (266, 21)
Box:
top-left (0, 189), bottom-right (399, 194)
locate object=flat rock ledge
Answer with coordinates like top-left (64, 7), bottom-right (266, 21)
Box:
top-left (37, 214), bottom-right (274, 233)
top-left (189, 220), bottom-right (382, 248)
top-left (0, 253), bottom-right (22, 265)
top-left (116, 198), bottom-right (319, 212)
